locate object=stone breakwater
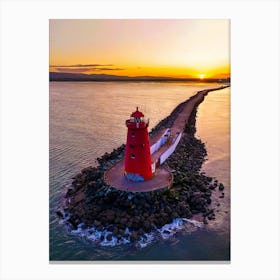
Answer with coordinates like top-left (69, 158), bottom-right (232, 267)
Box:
top-left (56, 85), bottom-right (229, 244)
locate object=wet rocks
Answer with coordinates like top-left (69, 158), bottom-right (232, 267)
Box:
top-left (55, 210), bottom-right (63, 218)
top-left (219, 183), bottom-right (225, 191)
top-left (130, 231), bottom-right (139, 242)
top-left (106, 234), bottom-right (113, 241)
top-left (219, 192), bottom-right (225, 199)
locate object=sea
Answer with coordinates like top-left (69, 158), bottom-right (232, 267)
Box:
top-left (49, 81), bottom-right (230, 261)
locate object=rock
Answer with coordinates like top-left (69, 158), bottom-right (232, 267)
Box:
top-left (143, 220), bottom-right (151, 232)
top-left (206, 198), bottom-right (212, 204)
top-left (113, 227), bottom-right (118, 236)
top-left (68, 218), bottom-right (77, 230)
top-left (106, 234), bottom-right (113, 241)
top-left (199, 185), bottom-right (207, 192)
top-left (207, 213), bottom-right (215, 220)
top-left (66, 189), bottom-right (74, 197)
top-left (219, 183), bottom-right (224, 191)
top-left (56, 211), bottom-right (63, 218)
top-left (81, 166), bottom-right (93, 175)
top-left (96, 225), bottom-right (103, 231)
top-left (88, 181), bottom-right (97, 188)
top-left (165, 206), bottom-right (172, 214)
top-left (94, 220), bottom-right (101, 227)
top-left (185, 211), bottom-right (192, 219)
top-left (107, 225), bottom-right (114, 232)
top-left (172, 211), bottom-right (179, 218)
top-left (138, 228), bottom-right (145, 236)
top-left (205, 190), bottom-right (212, 197)
top-left (105, 210), bottom-right (115, 223)
top-left (130, 231), bottom-right (138, 242)
top-left (120, 217), bottom-right (127, 225)
top-left (126, 220), bottom-right (132, 229)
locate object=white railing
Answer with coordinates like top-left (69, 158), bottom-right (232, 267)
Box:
top-left (159, 132), bottom-right (182, 164)
top-left (151, 162), bottom-right (156, 174)
top-left (150, 128), bottom-right (171, 154)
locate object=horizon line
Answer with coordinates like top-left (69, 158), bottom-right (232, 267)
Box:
top-left (49, 71), bottom-right (230, 80)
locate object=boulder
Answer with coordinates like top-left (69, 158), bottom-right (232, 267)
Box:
top-left (219, 183), bottom-right (224, 191)
top-left (106, 234), bottom-right (113, 241)
top-left (55, 211), bottom-right (63, 218)
top-left (206, 198), bottom-right (212, 204)
top-left (143, 220), bottom-right (151, 232)
top-left (94, 220), bottom-right (101, 227)
top-left (107, 225), bottom-right (114, 232)
top-left (130, 231), bottom-right (138, 242)
top-left (113, 227), bottom-right (119, 236)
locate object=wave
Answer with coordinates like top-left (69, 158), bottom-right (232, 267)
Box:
top-left (66, 217), bottom-right (204, 248)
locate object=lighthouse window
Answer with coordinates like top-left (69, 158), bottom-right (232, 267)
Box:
top-left (129, 144), bottom-right (135, 148)
top-left (131, 132), bottom-right (135, 137)
top-left (131, 154), bottom-right (135, 159)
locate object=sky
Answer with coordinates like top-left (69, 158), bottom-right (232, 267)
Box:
top-left (49, 19), bottom-right (230, 79)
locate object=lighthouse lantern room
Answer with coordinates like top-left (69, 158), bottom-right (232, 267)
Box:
top-left (124, 107), bottom-right (153, 182)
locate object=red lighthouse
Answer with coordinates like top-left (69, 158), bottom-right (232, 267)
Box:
top-left (124, 107), bottom-right (153, 181)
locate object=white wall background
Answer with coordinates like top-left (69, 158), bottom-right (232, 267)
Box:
top-left (1, 0), bottom-right (279, 280)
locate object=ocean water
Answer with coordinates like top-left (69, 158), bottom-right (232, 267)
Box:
top-left (196, 87), bottom-right (230, 239)
top-left (49, 81), bottom-right (230, 261)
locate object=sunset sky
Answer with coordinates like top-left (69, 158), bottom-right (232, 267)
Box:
top-left (49, 19), bottom-right (230, 79)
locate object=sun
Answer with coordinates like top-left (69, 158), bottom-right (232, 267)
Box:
top-left (199, 74), bottom-right (205, 80)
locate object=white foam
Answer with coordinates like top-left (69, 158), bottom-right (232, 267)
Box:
top-left (87, 229), bottom-right (103, 242)
top-left (66, 217), bottom-right (203, 248)
top-left (100, 234), bottom-right (118, 247)
top-left (182, 218), bottom-right (203, 228)
top-left (71, 223), bottom-right (84, 234)
top-left (157, 218), bottom-right (204, 240)
top-left (137, 233), bottom-right (154, 248)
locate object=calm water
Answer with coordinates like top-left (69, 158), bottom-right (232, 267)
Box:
top-left (49, 82), bottom-right (230, 261)
top-left (196, 87), bottom-right (230, 238)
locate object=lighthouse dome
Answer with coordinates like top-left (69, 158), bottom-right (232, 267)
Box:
top-left (131, 107), bottom-right (144, 118)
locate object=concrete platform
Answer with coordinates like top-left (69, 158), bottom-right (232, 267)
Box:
top-left (104, 159), bottom-right (173, 192)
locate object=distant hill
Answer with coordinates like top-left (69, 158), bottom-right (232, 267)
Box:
top-left (49, 72), bottom-right (230, 83)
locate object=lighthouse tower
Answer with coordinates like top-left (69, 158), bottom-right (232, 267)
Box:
top-left (124, 107), bottom-right (153, 182)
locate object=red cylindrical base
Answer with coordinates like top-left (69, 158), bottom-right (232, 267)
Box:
top-left (124, 124), bottom-right (152, 181)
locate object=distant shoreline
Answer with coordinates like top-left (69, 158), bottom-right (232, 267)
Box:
top-left (50, 79), bottom-right (228, 83)
top-left (49, 72), bottom-right (230, 83)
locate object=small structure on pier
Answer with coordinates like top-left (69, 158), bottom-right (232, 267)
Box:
top-left (124, 107), bottom-right (153, 181)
